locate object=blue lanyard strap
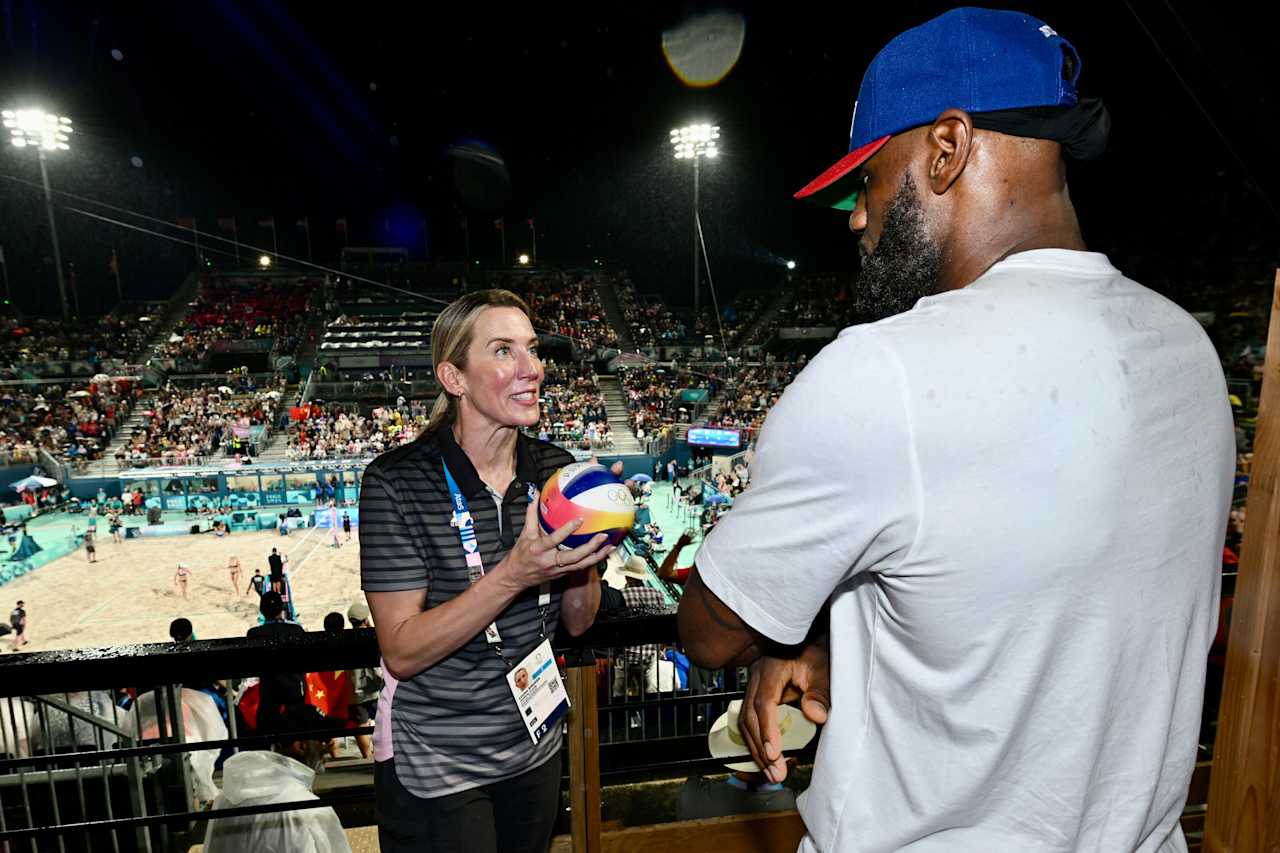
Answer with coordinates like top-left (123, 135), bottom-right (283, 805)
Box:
top-left (442, 461), bottom-right (552, 661)
top-left (443, 461), bottom-right (504, 649)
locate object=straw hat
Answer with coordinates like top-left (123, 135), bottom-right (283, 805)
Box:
top-left (619, 555), bottom-right (649, 581)
top-left (708, 699), bottom-right (817, 773)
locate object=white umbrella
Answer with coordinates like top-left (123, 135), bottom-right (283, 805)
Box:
top-left (92, 373), bottom-right (111, 384)
top-left (68, 390), bottom-right (91, 398)
top-left (10, 475), bottom-right (57, 492)
top-left (218, 386), bottom-right (234, 395)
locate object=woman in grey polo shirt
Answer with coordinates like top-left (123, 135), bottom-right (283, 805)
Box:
top-left (361, 289), bottom-right (614, 853)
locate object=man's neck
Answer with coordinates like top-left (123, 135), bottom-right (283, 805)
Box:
top-left (939, 166), bottom-right (1087, 292)
top-left (452, 414), bottom-right (518, 488)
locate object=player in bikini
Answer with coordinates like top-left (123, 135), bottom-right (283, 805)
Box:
top-left (173, 563), bottom-right (193, 600)
top-left (227, 555), bottom-right (242, 595)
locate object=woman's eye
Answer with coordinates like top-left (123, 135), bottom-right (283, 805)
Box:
top-left (496, 346), bottom-right (510, 356)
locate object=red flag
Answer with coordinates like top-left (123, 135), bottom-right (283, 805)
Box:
top-left (307, 671), bottom-right (353, 719)
top-left (335, 218), bottom-right (347, 232)
top-left (217, 217), bottom-right (236, 231)
top-left (257, 217), bottom-right (275, 228)
top-left (493, 218), bottom-right (504, 232)
top-left (175, 216), bottom-right (195, 230)
top-left (238, 682), bottom-right (261, 729)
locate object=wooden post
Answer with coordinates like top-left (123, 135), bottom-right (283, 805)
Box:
top-left (1205, 271), bottom-right (1280, 852)
top-left (567, 663), bottom-right (602, 853)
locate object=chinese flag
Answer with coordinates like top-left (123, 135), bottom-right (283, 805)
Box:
top-left (307, 671), bottom-right (352, 719)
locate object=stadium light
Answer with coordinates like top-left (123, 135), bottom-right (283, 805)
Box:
top-left (3, 108), bottom-right (72, 321)
top-left (786, 260), bottom-right (796, 270)
top-left (670, 123), bottom-right (720, 319)
top-left (3, 108), bottom-right (72, 151)
top-left (258, 254), bottom-right (272, 269)
top-left (518, 253), bottom-right (530, 265)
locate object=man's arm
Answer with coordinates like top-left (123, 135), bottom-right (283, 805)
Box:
top-left (677, 564), bottom-right (767, 668)
top-left (559, 565), bottom-right (601, 636)
top-left (657, 531), bottom-right (694, 580)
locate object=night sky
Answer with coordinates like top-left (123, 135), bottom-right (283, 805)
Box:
top-left (0, 2), bottom-right (1277, 317)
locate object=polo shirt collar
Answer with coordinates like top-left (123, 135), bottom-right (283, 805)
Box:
top-left (434, 423), bottom-right (540, 502)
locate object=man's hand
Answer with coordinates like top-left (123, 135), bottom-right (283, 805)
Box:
top-left (739, 638), bottom-right (830, 783)
top-left (590, 456), bottom-right (626, 481)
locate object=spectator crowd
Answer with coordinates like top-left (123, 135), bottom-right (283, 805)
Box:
top-left (284, 401), bottom-right (428, 460)
top-left (154, 278), bottom-right (318, 366)
top-left (115, 380), bottom-right (284, 467)
top-left (0, 378), bottom-right (142, 468)
top-left (538, 361), bottom-right (612, 450)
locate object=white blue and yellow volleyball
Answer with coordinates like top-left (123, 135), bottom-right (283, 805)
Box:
top-left (538, 463), bottom-right (635, 549)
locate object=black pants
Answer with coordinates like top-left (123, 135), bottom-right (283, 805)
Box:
top-left (375, 754), bottom-right (561, 853)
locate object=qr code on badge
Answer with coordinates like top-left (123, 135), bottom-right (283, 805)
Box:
top-left (548, 678), bottom-right (558, 692)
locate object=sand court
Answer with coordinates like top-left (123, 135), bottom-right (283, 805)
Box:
top-left (2, 520), bottom-right (364, 653)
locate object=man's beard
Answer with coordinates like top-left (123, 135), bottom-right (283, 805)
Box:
top-left (854, 173), bottom-right (944, 323)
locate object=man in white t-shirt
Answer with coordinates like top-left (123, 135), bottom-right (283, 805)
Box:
top-left (677, 8), bottom-right (1233, 853)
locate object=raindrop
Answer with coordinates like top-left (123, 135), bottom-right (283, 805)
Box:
top-left (110, 48), bottom-right (124, 61)
top-left (130, 155), bottom-right (144, 168)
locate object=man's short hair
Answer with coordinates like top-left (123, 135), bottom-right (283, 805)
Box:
top-left (169, 617), bottom-right (193, 642)
top-left (259, 591), bottom-right (286, 619)
top-left (323, 612), bottom-right (345, 632)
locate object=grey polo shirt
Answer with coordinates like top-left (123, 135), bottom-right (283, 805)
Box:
top-left (359, 425), bottom-right (574, 798)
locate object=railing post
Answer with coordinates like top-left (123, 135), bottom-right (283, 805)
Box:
top-left (1206, 270), bottom-right (1280, 852)
top-left (566, 658), bottom-right (601, 853)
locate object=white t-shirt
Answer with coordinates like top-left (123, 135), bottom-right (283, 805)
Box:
top-left (698, 250), bottom-right (1233, 853)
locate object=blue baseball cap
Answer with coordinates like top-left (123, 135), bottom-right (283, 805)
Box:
top-left (795, 7), bottom-right (1082, 210)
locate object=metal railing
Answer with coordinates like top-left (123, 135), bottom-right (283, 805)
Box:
top-left (0, 375), bottom-right (143, 389)
top-left (159, 373), bottom-right (279, 390)
top-left (35, 448), bottom-right (68, 482)
top-left (0, 612), bottom-right (787, 851)
top-left (305, 379), bottom-right (439, 401)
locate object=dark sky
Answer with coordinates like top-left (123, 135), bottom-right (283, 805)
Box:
top-left (0, 1), bottom-right (1277, 317)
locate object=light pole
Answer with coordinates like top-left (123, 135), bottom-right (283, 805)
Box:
top-left (3, 109), bottom-right (72, 321)
top-left (670, 124), bottom-right (719, 323)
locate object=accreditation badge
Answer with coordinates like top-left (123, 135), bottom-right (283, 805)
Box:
top-left (506, 638), bottom-right (570, 744)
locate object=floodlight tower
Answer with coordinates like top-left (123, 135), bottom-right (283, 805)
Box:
top-left (3, 108), bottom-right (73, 321)
top-left (670, 123), bottom-right (720, 321)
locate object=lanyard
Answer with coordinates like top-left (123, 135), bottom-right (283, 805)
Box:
top-left (442, 461), bottom-right (550, 663)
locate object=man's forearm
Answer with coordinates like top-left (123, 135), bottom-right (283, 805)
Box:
top-left (559, 567), bottom-right (600, 636)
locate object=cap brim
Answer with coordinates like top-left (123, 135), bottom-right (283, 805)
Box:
top-left (793, 135), bottom-right (892, 210)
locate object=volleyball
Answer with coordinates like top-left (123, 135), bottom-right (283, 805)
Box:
top-left (538, 463), bottom-right (636, 549)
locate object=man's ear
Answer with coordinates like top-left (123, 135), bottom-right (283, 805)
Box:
top-left (436, 361), bottom-right (466, 398)
top-left (925, 108), bottom-right (975, 196)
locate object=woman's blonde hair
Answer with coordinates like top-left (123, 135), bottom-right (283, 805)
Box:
top-left (425, 289), bottom-right (533, 433)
